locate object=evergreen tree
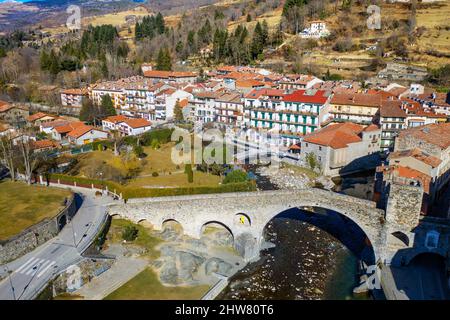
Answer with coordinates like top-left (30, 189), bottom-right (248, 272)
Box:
top-left (99, 94), bottom-right (116, 117)
top-left (174, 100), bottom-right (184, 122)
top-left (251, 22), bottom-right (265, 60)
top-left (155, 47), bottom-right (172, 71)
top-left (79, 97), bottom-right (95, 123)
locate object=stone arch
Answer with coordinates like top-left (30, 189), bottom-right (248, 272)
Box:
top-left (259, 203), bottom-right (379, 264)
top-left (200, 221), bottom-right (234, 239)
top-left (405, 251), bottom-right (447, 267)
top-left (235, 213), bottom-right (251, 227)
top-left (161, 219), bottom-right (184, 233)
top-left (391, 231), bottom-right (410, 247)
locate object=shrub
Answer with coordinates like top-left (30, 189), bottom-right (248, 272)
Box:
top-left (223, 170), bottom-right (248, 184)
top-left (152, 171), bottom-right (159, 177)
top-left (122, 225), bottom-right (138, 241)
top-left (185, 164), bottom-right (193, 183)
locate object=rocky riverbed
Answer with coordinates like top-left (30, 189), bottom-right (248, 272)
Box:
top-left (151, 222), bottom-right (245, 287)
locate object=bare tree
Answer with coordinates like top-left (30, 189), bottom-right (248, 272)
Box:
top-left (17, 135), bottom-right (39, 185)
top-left (0, 133), bottom-right (16, 181)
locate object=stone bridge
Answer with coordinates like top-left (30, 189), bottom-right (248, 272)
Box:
top-left (108, 188), bottom-right (387, 262)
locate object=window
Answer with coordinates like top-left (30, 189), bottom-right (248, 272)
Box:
top-left (319, 146), bottom-right (322, 151)
top-left (425, 230), bottom-right (440, 249)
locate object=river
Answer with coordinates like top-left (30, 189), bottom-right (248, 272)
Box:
top-left (217, 167), bottom-right (376, 300)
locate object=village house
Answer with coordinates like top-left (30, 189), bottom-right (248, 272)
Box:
top-left (60, 88), bottom-right (88, 108)
top-left (27, 112), bottom-right (59, 127)
top-left (143, 70), bottom-right (197, 84)
top-left (0, 101), bottom-right (29, 127)
top-left (189, 91), bottom-right (219, 124)
top-left (377, 100), bottom-right (408, 151)
top-left (116, 118), bottom-right (152, 136)
top-left (215, 92), bottom-right (245, 128)
top-left (375, 123), bottom-right (450, 216)
top-left (301, 122), bottom-right (381, 176)
top-left (67, 125), bottom-right (109, 145)
top-left (299, 21), bottom-right (330, 39)
top-left (329, 93), bottom-right (382, 125)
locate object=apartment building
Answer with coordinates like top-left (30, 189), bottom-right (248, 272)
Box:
top-left (329, 93), bottom-right (382, 125)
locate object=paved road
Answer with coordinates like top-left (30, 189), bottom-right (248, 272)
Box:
top-left (382, 255), bottom-right (450, 300)
top-left (0, 187), bottom-right (113, 300)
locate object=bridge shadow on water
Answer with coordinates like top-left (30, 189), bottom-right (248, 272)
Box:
top-left (266, 207), bottom-right (376, 266)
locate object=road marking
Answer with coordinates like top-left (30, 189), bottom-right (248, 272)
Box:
top-left (25, 259), bottom-right (45, 275)
top-left (37, 261), bottom-right (56, 278)
top-left (15, 257), bottom-right (39, 273)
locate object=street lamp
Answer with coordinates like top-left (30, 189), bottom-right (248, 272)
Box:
top-left (3, 266), bottom-right (16, 300)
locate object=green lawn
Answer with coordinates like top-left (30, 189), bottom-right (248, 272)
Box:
top-left (0, 181), bottom-right (72, 240)
top-left (104, 268), bottom-right (210, 300)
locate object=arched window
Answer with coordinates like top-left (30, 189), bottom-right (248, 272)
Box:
top-left (425, 230), bottom-right (440, 249)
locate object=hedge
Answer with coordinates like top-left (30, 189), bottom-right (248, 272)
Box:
top-left (48, 174), bottom-right (257, 200)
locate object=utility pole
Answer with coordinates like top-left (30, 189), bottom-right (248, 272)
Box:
top-left (4, 267), bottom-right (16, 300)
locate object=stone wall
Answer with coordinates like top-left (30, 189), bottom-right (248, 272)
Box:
top-left (0, 194), bottom-right (76, 264)
top-left (385, 183), bottom-right (422, 231)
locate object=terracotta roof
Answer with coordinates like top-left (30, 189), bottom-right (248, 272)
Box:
top-left (61, 88), bottom-right (88, 95)
top-left (379, 100), bottom-right (407, 118)
top-left (284, 90), bottom-right (328, 104)
top-left (0, 101), bottom-right (12, 113)
top-left (32, 139), bottom-right (60, 150)
top-left (235, 79), bottom-right (266, 88)
top-left (67, 125), bottom-right (100, 139)
top-left (144, 70), bottom-right (196, 78)
top-left (178, 99), bottom-right (189, 108)
top-left (54, 122), bottom-right (85, 134)
top-left (303, 122), bottom-right (365, 149)
top-left (27, 112), bottom-right (55, 122)
top-left (331, 93), bottom-right (382, 107)
top-left (389, 148), bottom-right (442, 168)
top-left (397, 123), bottom-right (450, 150)
top-left (363, 124), bottom-right (380, 132)
top-left (244, 88), bottom-right (285, 99)
top-left (123, 118), bottom-right (151, 129)
top-left (103, 115), bottom-right (129, 124)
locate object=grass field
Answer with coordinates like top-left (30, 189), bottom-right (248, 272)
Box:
top-left (0, 181), bottom-right (72, 240)
top-left (72, 142), bottom-right (223, 188)
top-left (104, 267), bottom-right (210, 300)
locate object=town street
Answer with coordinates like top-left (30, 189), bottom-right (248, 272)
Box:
top-left (0, 187), bottom-right (112, 300)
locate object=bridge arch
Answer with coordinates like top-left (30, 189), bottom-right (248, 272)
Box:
top-left (200, 221), bottom-right (235, 240)
top-left (256, 198), bottom-right (382, 264)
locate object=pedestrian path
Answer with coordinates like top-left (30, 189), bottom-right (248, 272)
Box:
top-left (14, 257), bottom-right (57, 278)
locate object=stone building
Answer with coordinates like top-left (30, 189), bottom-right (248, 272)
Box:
top-left (301, 122), bottom-right (381, 176)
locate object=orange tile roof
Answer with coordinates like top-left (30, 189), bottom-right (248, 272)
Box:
top-left (54, 122), bottom-right (85, 134)
top-left (27, 112), bottom-right (55, 122)
top-left (67, 125), bottom-right (98, 139)
top-left (379, 100), bottom-right (407, 118)
top-left (303, 122), bottom-right (365, 149)
top-left (32, 139), bottom-right (60, 150)
top-left (178, 99), bottom-right (189, 108)
top-left (144, 70), bottom-right (196, 79)
top-left (235, 79), bottom-right (266, 88)
top-left (61, 88), bottom-right (88, 95)
top-left (103, 115), bottom-right (129, 124)
top-left (0, 101), bottom-right (12, 113)
top-left (398, 123), bottom-right (450, 150)
top-left (331, 93), bottom-right (382, 107)
top-left (389, 148), bottom-right (442, 168)
top-left (123, 118), bottom-right (151, 129)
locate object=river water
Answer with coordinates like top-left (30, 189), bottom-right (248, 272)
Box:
top-left (217, 167), bottom-right (376, 300)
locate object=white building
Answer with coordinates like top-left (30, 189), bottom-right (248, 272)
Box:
top-left (299, 21), bottom-right (330, 39)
